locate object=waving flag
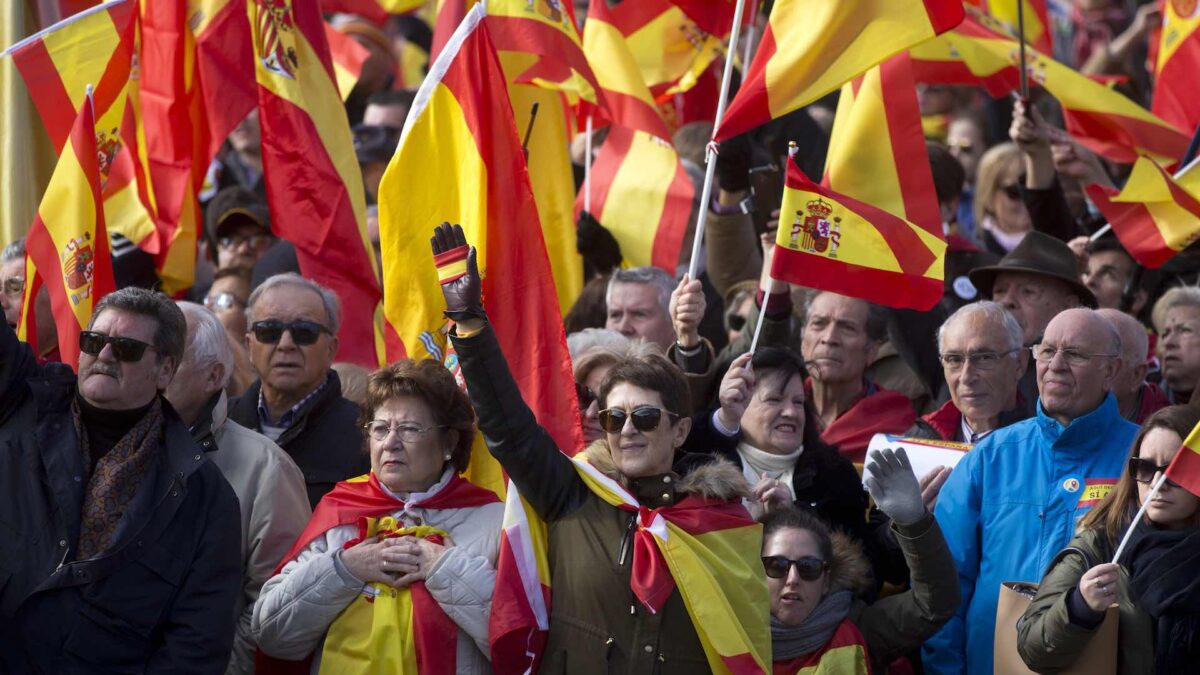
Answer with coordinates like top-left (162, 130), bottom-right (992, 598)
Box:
top-left (716, 0), bottom-right (965, 141)
top-left (1166, 418), bottom-right (1200, 496)
top-left (190, 0), bottom-right (257, 161)
top-left (602, 0), bottom-right (724, 97)
top-left (666, 0), bottom-right (755, 37)
top-left (21, 92), bottom-right (115, 372)
top-left (978, 0), bottom-right (1054, 55)
top-left (772, 161), bottom-right (945, 311)
top-left (909, 11), bottom-right (1022, 97)
top-left (1152, 0), bottom-right (1200, 134)
top-left (484, 0), bottom-right (602, 107)
top-left (325, 21), bottom-right (371, 100)
top-left (1085, 157), bottom-right (1200, 269)
top-left (582, 0), bottom-right (671, 140)
top-left (248, 0), bottom-right (382, 367)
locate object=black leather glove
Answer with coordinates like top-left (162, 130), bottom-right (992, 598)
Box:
top-left (430, 222), bottom-right (485, 322)
top-left (576, 210), bottom-right (622, 279)
top-left (715, 133), bottom-right (753, 193)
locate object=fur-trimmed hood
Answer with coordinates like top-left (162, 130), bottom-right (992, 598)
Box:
top-left (582, 440), bottom-right (752, 502)
top-left (826, 530), bottom-right (874, 597)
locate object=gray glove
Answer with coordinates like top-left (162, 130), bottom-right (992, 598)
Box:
top-left (864, 448), bottom-right (926, 527)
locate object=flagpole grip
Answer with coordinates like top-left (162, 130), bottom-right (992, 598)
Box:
top-left (1016, 0), bottom-right (1029, 100)
top-left (1111, 472), bottom-right (1168, 565)
top-left (584, 114), bottom-right (593, 214)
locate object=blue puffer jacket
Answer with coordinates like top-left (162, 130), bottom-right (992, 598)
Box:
top-left (921, 393), bottom-right (1138, 675)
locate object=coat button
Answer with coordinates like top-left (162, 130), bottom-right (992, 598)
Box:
top-left (193, 454), bottom-right (201, 461)
top-left (58, 539), bottom-right (67, 547)
top-left (73, 475), bottom-right (81, 483)
top-left (662, 476), bottom-right (671, 484)
top-left (661, 493), bottom-right (670, 502)
top-left (170, 490), bottom-right (179, 497)
top-left (643, 644), bottom-right (654, 654)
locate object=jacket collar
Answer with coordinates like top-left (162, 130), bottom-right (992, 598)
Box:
top-left (235, 370), bottom-right (343, 443)
top-left (1034, 392), bottom-right (1123, 451)
top-left (583, 439), bottom-right (750, 505)
top-left (190, 390), bottom-right (228, 453)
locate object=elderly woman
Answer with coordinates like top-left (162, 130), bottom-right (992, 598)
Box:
top-left (1019, 405), bottom-right (1200, 674)
top-left (252, 361), bottom-right (503, 673)
top-left (431, 223), bottom-right (770, 673)
top-left (764, 449), bottom-right (959, 673)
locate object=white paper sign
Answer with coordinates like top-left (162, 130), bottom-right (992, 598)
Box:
top-left (860, 433), bottom-right (971, 486)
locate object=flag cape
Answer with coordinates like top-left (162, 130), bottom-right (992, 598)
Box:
top-left (325, 21), bottom-right (371, 100)
top-left (772, 161), bottom-right (945, 311)
top-left (377, 3), bottom-right (583, 483)
top-left (1085, 157), bottom-right (1200, 269)
top-left (771, 618), bottom-right (870, 675)
top-left (582, 0), bottom-right (672, 141)
top-left (716, 0), bottom-right (965, 141)
top-left (22, 93), bottom-right (115, 372)
top-left (602, 0), bottom-right (724, 97)
top-left (823, 53), bottom-right (942, 239)
top-left (1152, 0), bottom-right (1200, 133)
top-left (575, 125), bottom-right (693, 271)
top-left (249, 0), bottom-right (382, 367)
top-left (1168, 419), bottom-right (1200, 497)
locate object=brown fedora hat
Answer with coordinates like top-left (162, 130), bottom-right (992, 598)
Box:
top-left (968, 231), bottom-right (1097, 308)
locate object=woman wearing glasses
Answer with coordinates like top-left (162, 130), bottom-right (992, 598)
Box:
top-left (253, 361), bottom-right (503, 673)
top-left (431, 223), bottom-right (771, 673)
top-left (1019, 405), bottom-right (1200, 674)
top-left (764, 449), bottom-right (959, 674)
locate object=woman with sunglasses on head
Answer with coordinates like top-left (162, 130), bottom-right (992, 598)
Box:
top-left (764, 448), bottom-right (959, 674)
top-left (1018, 405), bottom-right (1200, 674)
top-left (430, 223), bottom-right (771, 673)
top-left (253, 360), bottom-right (503, 673)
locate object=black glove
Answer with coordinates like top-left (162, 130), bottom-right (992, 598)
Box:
top-left (576, 210), bottom-right (622, 279)
top-left (715, 133), bottom-right (752, 193)
top-left (430, 222), bottom-right (485, 322)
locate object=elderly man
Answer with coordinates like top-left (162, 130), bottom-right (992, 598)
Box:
top-left (0, 287), bottom-right (241, 672)
top-left (227, 273), bottom-right (367, 508)
top-left (1097, 308), bottom-right (1166, 423)
top-left (1153, 286), bottom-right (1200, 405)
top-left (923, 308), bottom-right (1138, 675)
top-left (1, 240), bottom-right (24, 329)
top-left (166, 302), bottom-right (310, 675)
top-left (801, 291), bottom-right (916, 464)
top-left (605, 266), bottom-right (678, 350)
top-left (913, 301), bottom-right (1028, 443)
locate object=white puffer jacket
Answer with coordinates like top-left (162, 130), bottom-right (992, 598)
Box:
top-left (252, 469), bottom-right (504, 674)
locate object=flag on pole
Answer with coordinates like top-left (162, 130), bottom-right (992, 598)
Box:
top-left (772, 161), bottom-right (945, 311)
top-left (1152, 0), bottom-right (1200, 134)
top-left (1085, 157), bottom-right (1200, 269)
top-left (325, 21), bottom-right (371, 100)
top-left (21, 89), bottom-right (115, 372)
top-left (979, 0), bottom-right (1054, 55)
top-left (248, 0), bottom-right (382, 367)
top-left (823, 53), bottom-right (942, 238)
top-left (581, 0), bottom-right (672, 141)
top-left (601, 0), bottom-right (724, 97)
top-left (716, 0), bottom-right (965, 141)
top-left (575, 125), bottom-right (693, 271)
top-left (1166, 418), bottom-right (1200, 496)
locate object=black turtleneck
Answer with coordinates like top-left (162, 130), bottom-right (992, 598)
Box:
top-left (78, 395), bottom-right (153, 476)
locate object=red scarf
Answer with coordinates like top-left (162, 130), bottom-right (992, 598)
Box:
top-left (807, 379), bottom-right (916, 465)
top-left (258, 472), bottom-right (500, 674)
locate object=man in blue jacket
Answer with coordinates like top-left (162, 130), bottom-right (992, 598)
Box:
top-left (923, 308), bottom-right (1139, 675)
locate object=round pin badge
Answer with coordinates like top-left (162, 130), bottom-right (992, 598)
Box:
top-left (953, 276), bottom-right (978, 300)
top-left (1062, 478), bottom-right (1081, 493)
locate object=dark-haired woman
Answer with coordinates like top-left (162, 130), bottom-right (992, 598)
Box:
top-left (1018, 405), bottom-right (1200, 674)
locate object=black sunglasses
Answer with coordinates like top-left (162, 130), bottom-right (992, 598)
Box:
top-left (726, 312), bottom-right (747, 332)
top-left (575, 382), bottom-right (597, 410)
top-left (1000, 183), bottom-right (1021, 200)
top-left (1129, 457), bottom-right (1180, 488)
top-left (597, 406), bottom-right (680, 433)
top-left (762, 555), bottom-right (828, 581)
top-left (79, 330), bottom-right (158, 362)
top-left (251, 319), bottom-right (331, 346)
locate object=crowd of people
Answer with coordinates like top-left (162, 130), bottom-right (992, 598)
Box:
top-left (4, 0), bottom-right (1200, 674)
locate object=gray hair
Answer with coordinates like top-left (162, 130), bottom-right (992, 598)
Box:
top-left (567, 328), bottom-right (631, 360)
top-left (937, 301), bottom-right (1023, 354)
top-left (1096, 308), bottom-right (1148, 367)
top-left (246, 272), bottom-right (341, 333)
top-left (606, 266), bottom-right (675, 315)
top-left (1, 239), bottom-right (24, 263)
top-left (90, 287), bottom-right (187, 364)
top-left (1152, 286), bottom-right (1200, 334)
top-left (804, 290), bottom-right (889, 342)
top-left (177, 301), bottom-right (234, 388)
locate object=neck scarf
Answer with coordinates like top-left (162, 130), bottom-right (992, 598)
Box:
top-left (73, 396), bottom-right (164, 560)
top-left (737, 442), bottom-right (801, 499)
top-left (770, 590), bottom-right (854, 660)
top-left (1126, 525), bottom-right (1200, 675)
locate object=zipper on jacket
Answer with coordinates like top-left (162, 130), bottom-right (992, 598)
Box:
top-left (617, 513), bottom-right (637, 566)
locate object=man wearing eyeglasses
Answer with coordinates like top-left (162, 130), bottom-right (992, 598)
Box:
top-left (227, 273), bottom-right (368, 509)
top-left (206, 187), bottom-right (276, 272)
top-left (0, 287), bottom-right (241, 672)
top-left (924, 308), bottom-right (1139, 675)
top-left (0, 240), bottom-right (25, 329)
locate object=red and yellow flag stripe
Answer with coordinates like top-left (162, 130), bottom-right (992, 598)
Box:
top-left (1152, 0), bottom-right (1200, 134)
top-left (601, 0), bottom-right (724, 97)
top-left (582, 0), bottom-right (672, 141)
top-left (1085, 157), bottom-right (1200, 269)
top-left (1168, 419), bottom-right (1200, 497)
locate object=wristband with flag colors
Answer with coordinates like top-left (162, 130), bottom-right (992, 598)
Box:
top-left (435, 245), bottom-right (471, 285)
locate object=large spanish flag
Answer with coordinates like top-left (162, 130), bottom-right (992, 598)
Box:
top-left (575, 125), bottom-right (694, 272)
top-left (1085, 157), bottom-right (1200, 269)
top-left (1167, 418), bottom-right (1200, 497)
top-left (716, 0), bottom-right (965, 141)
top-left (248, 0), bottom-right (382, 367)
top-left (1152, 0), bottom-right (1200, 134)
top-left (190, 0), bottom-right (257, 162)
top-left (377, 2), bottom-right (582, 457)
top-left (823, 53), bottom-right (942, 239)
top-left (21, 91), bottom-right (115, 372)
top-left (582, 0), bottom-right (672, 141)
top-left (772, 161), bottom-right (945, 311)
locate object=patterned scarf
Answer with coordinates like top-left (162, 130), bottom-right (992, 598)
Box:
top-left (73, 396), bottom-right (164, 560)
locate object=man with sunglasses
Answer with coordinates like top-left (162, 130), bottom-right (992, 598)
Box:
top-left (924, 308), bottom-right (1139, 675)
top-left (0, 287), bottom-right (241, 672)
top-left (227, 273), bottom-right (368, 509)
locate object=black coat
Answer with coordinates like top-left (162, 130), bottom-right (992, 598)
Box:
top-left (228, 371), bottom-right (368, 509)
top-left (0, 320), bottom-right (242, 674)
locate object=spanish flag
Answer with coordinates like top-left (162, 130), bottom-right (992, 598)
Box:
top-left (325, 21), bottom-right (371, 100)
top-left (1085, 157), bottom-right (1200, 269)
top-left (20, 90), bottom-right (115, 372)
top-left (824, 53), bottom-right (942, 239)
top-left (909, 11), bottom-right (1022, 97)
top-left (191, 0), bottom-right (257, 162)
top-left (582, 0), bottom-right (672, 141)
top-left (716, 0), bottom-right (965, 141)
top-left (484, 0), bottom-right (602, 108)
top-left (377, 2), bottom-right (582, 458)
top-left (575, 125), bottom-right (694, 271)
top-left (1152, 0), bottom-right (1200, 134)
top-left (772, 161), bottom-right (945, 311)
top-left (1167, 418), bottom-right (1200, 497)
top-left (601, 0), bottom-right (724, 97)
top-left (977, 0), bottom-right (1054, 55)
top-left (248, 0), bottom-right (382, 367)
top-left (665, 0), bottom-right (754, 37)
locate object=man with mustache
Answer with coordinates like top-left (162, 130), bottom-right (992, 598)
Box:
top-left (923, 308), bottom-right (1138, 675)
top-left (0, 287), bottom-right (241, 673)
